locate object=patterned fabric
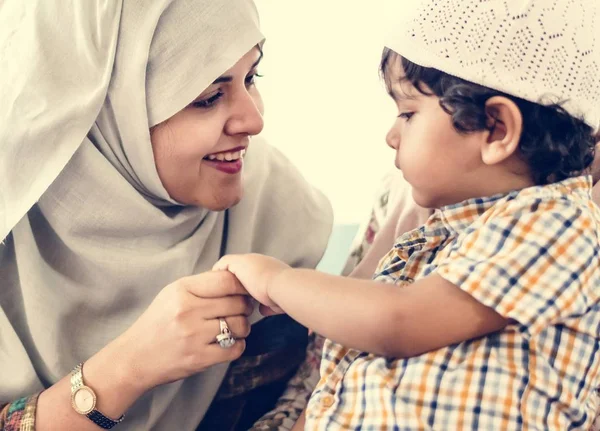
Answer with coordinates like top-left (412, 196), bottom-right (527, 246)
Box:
top-left (198, 345), bottom-right (306, 431)
top-left (595, 407), bottom-right (600, 431)
top-left (308, 176), bottom-right (600, 430)
top-left (342, 181), bottom-right (390, 275)
top-left (0, 394), bottom-right (39, 431)
top-left (250, 335), bottom-right (325, 431)
top-left (199, 314), bottom-right (309, 431)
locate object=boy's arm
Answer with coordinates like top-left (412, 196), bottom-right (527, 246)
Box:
top-left (268, 269), bottom-right (508, 358)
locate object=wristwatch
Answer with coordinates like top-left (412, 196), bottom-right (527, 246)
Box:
top-left (70, 363), bottom-right (125, 429)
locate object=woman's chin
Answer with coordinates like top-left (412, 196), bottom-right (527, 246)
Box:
top-left (201, 193), bottom-right (243, 211)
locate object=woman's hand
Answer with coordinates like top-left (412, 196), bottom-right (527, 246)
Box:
top-left (213, 254), bottom-right (291, 315)
top-left (118, 271), bottom-right (253, 392)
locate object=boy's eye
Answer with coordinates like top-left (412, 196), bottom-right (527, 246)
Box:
top-left (192, 91), bottom-right (224, 109)
top-left (398, 112), bottom-right (415, 121)
top-left (245, 72), bottom-right (263, 87)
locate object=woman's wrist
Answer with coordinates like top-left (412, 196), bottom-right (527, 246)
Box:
top-left (81, 334), bottom-right (149, 418)
top-left (34, 333), bottom-right (149, 431)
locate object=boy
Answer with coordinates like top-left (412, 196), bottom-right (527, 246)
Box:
top-left (215, 0), bottom-right (600, 429)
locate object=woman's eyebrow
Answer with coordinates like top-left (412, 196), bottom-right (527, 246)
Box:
top-left (213, 76), bottom-right (234, 84)
top-left (211, 52), bottom-right (264, 85)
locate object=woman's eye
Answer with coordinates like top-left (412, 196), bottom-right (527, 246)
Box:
top-left (245, 73), bottom-right (263, 87)
top-left (192, 91), bottom-right (224, 109)
top-left (398, 112), bottom-right (415, 121)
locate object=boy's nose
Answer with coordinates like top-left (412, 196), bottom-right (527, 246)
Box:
top-left (386, 124), bottom-right (400, 150)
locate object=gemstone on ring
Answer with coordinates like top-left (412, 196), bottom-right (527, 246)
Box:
top-left (216, 332), bottom-right (236, 348)
top-left (216, 318), bottom-right (236, 349)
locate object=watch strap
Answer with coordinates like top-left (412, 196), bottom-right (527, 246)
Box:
top-left (87, 409), bottom-right (125, 429)
top-left (71, 363), bottom-right (85, 389)
top-left (71, 363), bottom-right (125, 429)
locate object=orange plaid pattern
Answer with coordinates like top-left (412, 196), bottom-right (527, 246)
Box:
top-left (307, 176), bottom-right (600, 430)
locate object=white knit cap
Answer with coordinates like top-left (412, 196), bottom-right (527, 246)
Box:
top-left (384, 0), bottom-right (600, 132)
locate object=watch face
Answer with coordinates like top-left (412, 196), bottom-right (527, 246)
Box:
top-left (72, 386), bottom-right (96, 414)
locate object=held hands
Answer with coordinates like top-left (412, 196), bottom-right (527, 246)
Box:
top-left (213, 253), bottom-right (291, 316)
top-left (118, 254), bottom-right (291, 394)
top-left (118, 271), bottom-right (253, 392)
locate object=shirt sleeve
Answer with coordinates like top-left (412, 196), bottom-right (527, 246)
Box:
top-left (436, 196), bottom-right (600, 333)
top-left (0, 394), bottom-right (39, 431)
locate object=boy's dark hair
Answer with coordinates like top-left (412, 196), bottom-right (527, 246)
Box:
top-left (380, 48), bottom-right (596, 185)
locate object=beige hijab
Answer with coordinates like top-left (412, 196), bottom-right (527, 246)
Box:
top-left (0, 1), bottom-right (333, 430)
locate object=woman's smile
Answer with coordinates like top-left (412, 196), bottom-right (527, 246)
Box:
top-left (203, 146), bottom-right (248, 174)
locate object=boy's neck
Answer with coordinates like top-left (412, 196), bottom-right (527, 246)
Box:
top-left (478, 165), bottom-right (535, 198)
top-left (436, 161), bottom-right (535, 209)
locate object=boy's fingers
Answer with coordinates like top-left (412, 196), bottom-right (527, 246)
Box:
top-left (212, 256), bottom-right (231, 272)
top-left (181, 270), bottom-right (247, 298)
top-left (212, 254), bottom-right (246, 272)
top-left (259, 304), bottom-right (284, 316)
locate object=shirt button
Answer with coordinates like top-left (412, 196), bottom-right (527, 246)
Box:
top-left (321, 394), bottom-right (335, 408)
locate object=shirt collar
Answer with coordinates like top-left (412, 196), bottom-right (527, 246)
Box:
top-left (434, 175), bottom-right (592, 235)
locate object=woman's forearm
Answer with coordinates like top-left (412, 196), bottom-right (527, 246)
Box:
top-left (35, 334), bottom-right (147, 431)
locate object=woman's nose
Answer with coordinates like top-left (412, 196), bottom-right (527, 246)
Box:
top-left (225, 90), bottom-right (264, 136)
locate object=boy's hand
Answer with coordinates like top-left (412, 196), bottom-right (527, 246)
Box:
top-left (213, 254), bottom-right (291, 315)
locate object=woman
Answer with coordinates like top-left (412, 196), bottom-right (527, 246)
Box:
top-left (0, 1), bottom-right (332, 430)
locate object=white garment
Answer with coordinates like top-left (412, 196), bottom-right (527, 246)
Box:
top-left (384, 0), bottom-right (600, 132)
top-left (0, 1), bottom-right (333, 430)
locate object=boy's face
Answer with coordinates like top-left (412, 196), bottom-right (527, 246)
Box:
top-left (384, 62), bottom-right (487, 208)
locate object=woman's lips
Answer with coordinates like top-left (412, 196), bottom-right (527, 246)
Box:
top-left (202, 147), bottom-right (246, 174)
top-left (202, 158), bottom-right (243, 174)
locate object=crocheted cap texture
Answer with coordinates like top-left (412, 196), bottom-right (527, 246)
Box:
top-left (384, 0), bottom-right (600, 132)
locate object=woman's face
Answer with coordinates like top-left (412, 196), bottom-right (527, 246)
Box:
top-left (151, 47), bottom-right (264, 210)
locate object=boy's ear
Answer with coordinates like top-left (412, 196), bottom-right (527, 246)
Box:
top-left (481, 96), bottom-right (523, 165)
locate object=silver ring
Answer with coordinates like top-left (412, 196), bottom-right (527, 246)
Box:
top-left (216, 318), bottom-right (236, 349)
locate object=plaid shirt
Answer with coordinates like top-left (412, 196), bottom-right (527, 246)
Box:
top-left (307, 176), bottom-right (600, 430)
